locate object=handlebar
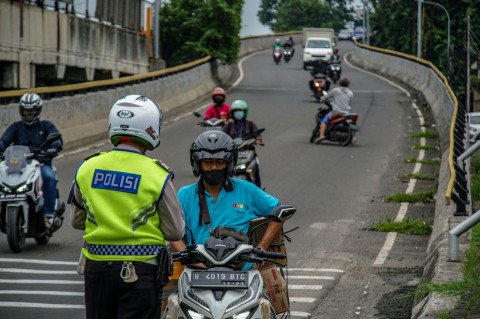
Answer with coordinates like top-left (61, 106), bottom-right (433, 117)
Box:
top-left (252, 248), bottom-right (286, 260)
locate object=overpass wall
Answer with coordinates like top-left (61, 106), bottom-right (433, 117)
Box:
top-left (349, 47), bottom-right (464, 318)
top-left (0, 1), bottom-right (149, 88)
top-left (0, 33), bottom-right (303, 150)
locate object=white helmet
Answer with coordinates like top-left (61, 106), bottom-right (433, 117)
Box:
top-left (108, 95), bottom-right (163, 150)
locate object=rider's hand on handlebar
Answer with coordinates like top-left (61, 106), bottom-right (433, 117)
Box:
top-left (255, 139), bottom-right (264, 146)
top-left (41, 147), bottom-right (59, 158)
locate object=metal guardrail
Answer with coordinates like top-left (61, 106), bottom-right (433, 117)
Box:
top-left (355, 40), bottom-right (466, 215)
top-left (0, 56), bottom-right (212, 105)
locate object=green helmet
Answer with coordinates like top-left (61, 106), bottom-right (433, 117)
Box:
top-left (230, 100), bottom-right (249, 119)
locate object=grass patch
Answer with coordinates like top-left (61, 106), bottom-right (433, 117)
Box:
top-left (411, 130), bottom-right (439, 139)
top-left (385, 189), bottom-right (436, 203)
top-left (413, 144), bottom-right (439, 151)
top-left (404, 158), bottom-right (441, 165)
top-left (416, 225), bottom-right (480, 314)
top-left (371, 218), bottom-right (432, 235)
top-left (397, 173), bottom-right (435, 180)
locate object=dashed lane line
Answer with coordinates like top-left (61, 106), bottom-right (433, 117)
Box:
top-left (0, 302), bottom-right (84, 309)
top-left (288, 285), bottom-right (323, 290)
top-left (0, 279), bottom-right (83, 284)
top-left (0, 290), bottom-right (83, 296)
top-left (290, 297), bottom-right (316, 303)
top-left (287, 268), bottom-right (344, 273)
top-left (0, 268), bottom-right (77, 275)
top-left (287, 275), bottom-right (335, 280)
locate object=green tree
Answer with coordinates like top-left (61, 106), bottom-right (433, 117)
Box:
top-left (259, 0), bottom-right (353, 32)
top-left (160, 0), bottom-right (243, 67)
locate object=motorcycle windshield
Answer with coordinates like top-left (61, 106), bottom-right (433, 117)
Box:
top-left (4, 145), bottom-right (30, 173)
top-left (237, 150), bottom-right (255, 164)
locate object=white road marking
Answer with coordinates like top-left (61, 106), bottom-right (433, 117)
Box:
top-left (288, 311), bottom-right (312, 317)
top-left (0, 268), bottom-right (77, 275)
top-left (287, 268), bottom-right (344, 273)
top-left (373, 232), bottom-right (398, 266)
top-left (288, 285), bottom-right (323, 290)
top-left (290, 297), bottom-right (316, 303)
top-left (287, 275), bottom-right (335, 280)
top-left (0, 302), bottom-right (85, 309)
top-left (0, 258), bottom-right (77, 265)
top-left (0, 279), bottom-right (83, 285)
top-left (0, 290), bottom-right (83, 296)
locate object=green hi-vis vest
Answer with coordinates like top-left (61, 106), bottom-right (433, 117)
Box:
top-left (75, 149), bottom-right (172, 262)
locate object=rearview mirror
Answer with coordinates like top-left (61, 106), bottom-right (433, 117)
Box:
top-left (269, 205), bottom-right (296, 222)
top-left (193, 111), bottom-right (202, 118)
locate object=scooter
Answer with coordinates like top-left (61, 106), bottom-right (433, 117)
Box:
top-left (273, 48), bottom-right (282, 65)
top-left (232, 128), bottom-right (265, 188)
top-left (0, 132), bottom-right (65, 253)
top-left (161, 205), bottom-right (296, 319)
top-left (327, 60), bottom-right (342, 84)
top-left (193, 111), bottom-right (226, 131)
top-left (309, 73), bottom-right (330, 103)
top-left (309, 102), bottom-right (359, 146)
top-left (283, 47), bottom-right (293, 63)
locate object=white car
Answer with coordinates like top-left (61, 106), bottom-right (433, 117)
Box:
top-left (302, 37), bottom-right (333, 70)
top-left (468, 112), bottom-right (480, 143)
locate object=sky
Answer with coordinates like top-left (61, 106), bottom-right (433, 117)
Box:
top-left (240, 0), bottom-right (272, 37)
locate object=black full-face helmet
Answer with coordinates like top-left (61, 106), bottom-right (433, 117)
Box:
top-left (19, 93), bottom-right (43, 125)
top-left (190, 131), bottom-right (237, 177)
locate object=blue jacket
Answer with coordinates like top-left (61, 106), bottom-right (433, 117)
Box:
top-left (0, 120), bottom-right (63, 164)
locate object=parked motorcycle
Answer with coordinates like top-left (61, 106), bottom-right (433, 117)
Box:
top-left (193, 111), bottom-right (226, 131)
top-left (0, 132), bottom-right (65, 253)
top-left (327, 60), bottom-right (342, 84)
top-left (232, 128), bottom-right (265, 188)
top-left (161, 205), bottom-right (296, 319)
top-left (309, 104), bottom-right (359, 146)
top-left (273, 48), bottom-right (282, 65)
top-left (283, 47), bottom-right (293, 63)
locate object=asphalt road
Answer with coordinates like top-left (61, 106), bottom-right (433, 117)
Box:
top-left (0, 41), bottom-right (438, 318)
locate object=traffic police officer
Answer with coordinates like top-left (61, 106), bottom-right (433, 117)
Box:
top-left (69, 95), bottom-right (185, 319)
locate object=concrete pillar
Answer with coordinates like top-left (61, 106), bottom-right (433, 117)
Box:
top-left (1, 63), bottom-right (19, 89)
top-left (112, 70), bottom-right (120, 79)
top-left (57, 64), bottom-right (66, 79)
top-left (86, 67), bottom-right (95, 81)
top-left (18, 51), bottom-right (33, 88)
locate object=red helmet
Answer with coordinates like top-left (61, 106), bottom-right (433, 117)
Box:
top-left (211, 87), bottom-right (226, 99)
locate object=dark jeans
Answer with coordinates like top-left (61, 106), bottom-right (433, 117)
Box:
top-left (84, 260), bottom-right (160, 319)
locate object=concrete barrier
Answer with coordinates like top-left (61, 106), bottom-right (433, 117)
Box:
top-left (349, 44), bottom-right (466, 318)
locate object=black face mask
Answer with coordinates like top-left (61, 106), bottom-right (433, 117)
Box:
top-left (213, 97), bottom-right (224, 105)
top-left (202, 169), bottom-right (226, 186)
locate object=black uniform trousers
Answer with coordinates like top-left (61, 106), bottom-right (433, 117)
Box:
top-left (84, 259), bottom-right (159, 319)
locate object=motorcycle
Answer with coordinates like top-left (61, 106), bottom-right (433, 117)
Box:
top-left (327, 60), bottom-right (342, 84)
top-left (283, 47), bottom-right (293, 63)
top-left (309, 103), bottom-right (359, 146)
top-left (232, 128), bottom-right (265, 188)
top-left (193, 111), bottom-right (226, 131)
top-left (0, 132), bottom-right (66, 253)
top-left (161, 205), bottom-right (296, 319)
top-left (309, 72), bottom-right (330, 103)
top-left (273, 48), bottom-right (282, 65)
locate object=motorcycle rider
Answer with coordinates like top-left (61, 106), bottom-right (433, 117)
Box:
top-left (222, 99), bottom-right (264, 188)
top-left (315, 77), bottom-right (354, 144)
top-left (272, 38), bottom-right (283, 50)
top-left (204, 87), bottom-right (231, 120)
top-left (170, 131), bottom-right (282, 256)
top-left (0, 93), bottom-right (63, 230)
top-left (309, 59), bottom-right (331, 92)
top-left (69, 94), bottom-right (185, 319)
top-left (283, 36), bottom-right (295, 56)
top-left (329, 47), bottom-right (342, 63)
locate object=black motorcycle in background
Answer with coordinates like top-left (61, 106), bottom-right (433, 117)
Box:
top-left (309, 102), bottom-right (359, 146)
top-left (233, 128), bottom-right (265, 189)
top-left (283, 47), bottom-right (293, 63)
top-left (327, 60), bottom-right (342, 84)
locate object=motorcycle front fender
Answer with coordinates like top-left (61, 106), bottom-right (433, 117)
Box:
top-left (6, 201), bottom-right (30, 233)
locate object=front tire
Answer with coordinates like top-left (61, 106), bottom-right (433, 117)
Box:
top-left (6, 206), bottom-right (26, 253)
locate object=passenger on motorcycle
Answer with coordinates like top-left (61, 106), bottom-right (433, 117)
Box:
top-left (170, 131), bottom-right (282, 259)
top-left (223, 100), bottom-right (264, 187)
top-left (0, 93), bottom-right (63, 230)
top-left (315, 77), bottom-right (354, 144)
top-left (204, 87), bottom-right (231, 120)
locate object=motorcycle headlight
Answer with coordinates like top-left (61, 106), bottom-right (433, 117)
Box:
top-left (16, 183), bottom-right (32, 193)
top-left (236, 164), bottom-right (247, 170)
top-left (187, 309), bottom-right (207, 319)
top-left (230, 311), bottom-right (251, 319)
top-left (0, 184), bottom-right (13, 193)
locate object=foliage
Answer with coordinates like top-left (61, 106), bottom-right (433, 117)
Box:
top-left (371, 218), bottom-right (432, 235)
top-left (258, 0), bottom-right (353, 32)
top-left (396, 173), bottom-right (435, 181)
top-left (369, 0), bottom-right (480, 96)
top-left (411, 130), bottom-right (439, 139)
top-left (385, 189), bottom-right (436, 203)
top-left (159, 0), bottom-right (243, 67)
top-left (404, 158), bottom-right (441, 165)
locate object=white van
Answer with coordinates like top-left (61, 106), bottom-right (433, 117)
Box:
top-left (302, 37), bottom-right (333, 70)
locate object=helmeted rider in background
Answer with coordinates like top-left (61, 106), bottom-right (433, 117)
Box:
top-left (315, 77), bottom-right (354, 144)
top-left (170, 131), bottom-right (281, 255)
top-left (204, 87), bottom-right (231, 120)
top-left (329, 47), bottom-right (342, 63)
top-left (272, 38), bottom-right (283, 50)
top-left (283, 36), bottom-right (295, 56)
top-left (0, 93), bottom-right (63, 230)
top-left (222, 100), bottom-right (264, 188)
top-left (309, 59), bottom-right (331, 92)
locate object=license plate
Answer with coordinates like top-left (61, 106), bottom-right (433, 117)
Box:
top-left (190, 271), bottom-right (248, 289)
top-left (0, 193), bottom-right (26, 201)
